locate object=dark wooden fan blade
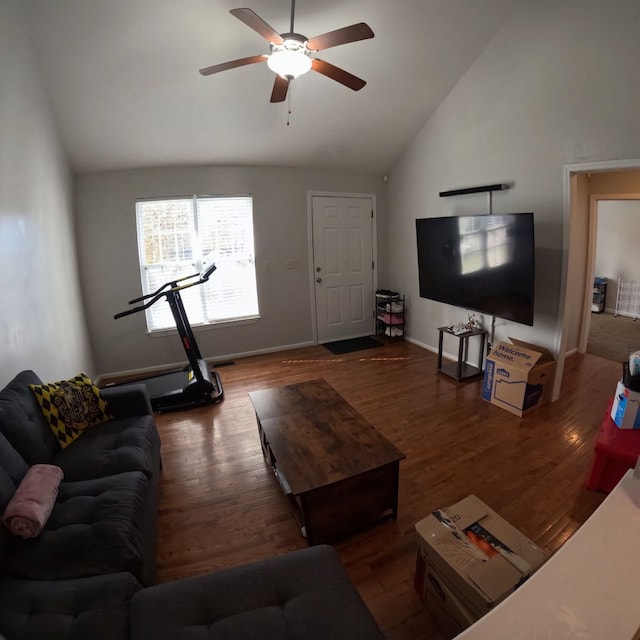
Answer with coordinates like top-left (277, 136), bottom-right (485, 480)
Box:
top-left (270, 75), bottom-right (290, 102)
top-left (230, 8), bottom-right (284, 45)
top-left (199, 54), bottom-right (267, 76)
top-left (306, 22), bottom-right (374, 51)
top-left (311, 58), bottom-right (366, 91)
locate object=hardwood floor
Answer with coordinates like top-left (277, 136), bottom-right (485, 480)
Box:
top-left (153, 341), bottom-right (620, 639)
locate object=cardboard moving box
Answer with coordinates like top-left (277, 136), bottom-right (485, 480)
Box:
top-left (482, 338), bottom-right (556, 417)
top-left (415, 495), bottom-right (547, 634)
top-left (611, 381), bottom-right (640, 429)
top-left (415, 553), bottom-right (478, 639)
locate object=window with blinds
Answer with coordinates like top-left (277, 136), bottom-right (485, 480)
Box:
top-left (135, 195), bottom-right (259, 332)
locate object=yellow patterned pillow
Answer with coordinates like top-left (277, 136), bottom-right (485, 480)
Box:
top-left (30, 373), bottom-right (113, 449)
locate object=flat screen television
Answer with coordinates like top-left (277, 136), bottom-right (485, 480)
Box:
top-left (415, 212), bottom-right (535, 326)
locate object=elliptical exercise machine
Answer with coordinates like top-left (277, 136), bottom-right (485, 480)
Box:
top-left (114, 262), bottom-right (224, 412)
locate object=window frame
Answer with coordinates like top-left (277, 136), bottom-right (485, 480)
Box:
top-left (134, 194), bottom-right (260, 335)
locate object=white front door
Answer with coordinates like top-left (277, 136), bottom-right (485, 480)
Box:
top-left (312, 195), bottom-right (375, 343)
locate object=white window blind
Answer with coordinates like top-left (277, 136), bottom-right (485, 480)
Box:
top-left (135, 195), bottom-right (259, 332)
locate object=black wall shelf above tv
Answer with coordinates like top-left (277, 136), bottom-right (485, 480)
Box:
top-left (439, 184), bottom-right (510, 197)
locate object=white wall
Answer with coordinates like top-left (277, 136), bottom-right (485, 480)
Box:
top-left (0, 1), bottom-right (94, 387)
top-left (74, 166), bottom-right (385, 375)
top-left (385, 0), bottom-right (640, 355)
top-left (595, 200), bottom-right (640, 312)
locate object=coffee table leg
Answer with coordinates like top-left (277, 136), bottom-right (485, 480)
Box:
top-left (256, 416), bottom-right (266, 458)
top-left (297, 496), bottom-right (314, 545)
top-left (256, 416), bottom-right (277, 467)
top-left (391, 461), bottom-right (400, 520)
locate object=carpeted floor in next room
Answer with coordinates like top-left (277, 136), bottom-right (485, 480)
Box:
top-left (587, 311), bottom-right (640, 363)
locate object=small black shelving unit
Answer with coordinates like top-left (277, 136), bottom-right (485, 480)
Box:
top-left (437, 326), bottom-right (488, 381)
top-left (592, 277), bottom-right (607, 313)
top-left (376, 292), bottom-right (404, 340)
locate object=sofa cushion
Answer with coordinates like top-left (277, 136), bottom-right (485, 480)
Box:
top-left (0, 431), bottom-right (30, 567)
top-left (0, 572), bottom-right (141, 640)
top-left (0, 371), bottom-right (59, 464)
top-left (30, 373), bottom-right (113, 449)
top-left (100, 383), bottom-right (153, 419)
top-left (52, 415), bottom-right (160, 482)
top-left (0, 431), bottom-right (29, 509)
top-left (130, 545), bottom-right (385, 640)
top-left (2, 471), bottom-right (149, 583)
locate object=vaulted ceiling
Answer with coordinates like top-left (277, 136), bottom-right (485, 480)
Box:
top-left (24, 0), bottom-right (521, 174)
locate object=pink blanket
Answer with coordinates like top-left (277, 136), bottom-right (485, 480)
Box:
top-left (2, 464), bottom-right (64, 539)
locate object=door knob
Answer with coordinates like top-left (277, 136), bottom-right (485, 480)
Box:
top-left (316, 277), bottom-right (322, 283)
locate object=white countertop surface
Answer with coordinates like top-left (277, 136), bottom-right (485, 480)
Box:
top-left (456, 469), bottom-right (640, 639)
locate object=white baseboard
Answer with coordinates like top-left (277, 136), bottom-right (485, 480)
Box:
top-left (95, 340), bottom-right (315, 385)
top-left (405, 335), bottom-right (465, 363)
top-left (405, 335), bottom-right (437, 354)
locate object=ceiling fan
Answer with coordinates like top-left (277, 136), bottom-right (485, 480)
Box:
top-left (199, 0), bottom-right (374, 103)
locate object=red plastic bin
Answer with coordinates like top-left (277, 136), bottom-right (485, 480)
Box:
top-left (586, 400), bottom-right (640, 493)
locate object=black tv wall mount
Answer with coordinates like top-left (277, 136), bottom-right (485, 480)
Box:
top-left (439, 183), bottom-right (510, 197)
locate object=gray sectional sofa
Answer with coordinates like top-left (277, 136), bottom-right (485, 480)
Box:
top-left (0, 370), bottom-right (160, 639)
top-left (129, 544), bottom-right (385, 640)
top-left (0, 370), bottom-right (384, 640)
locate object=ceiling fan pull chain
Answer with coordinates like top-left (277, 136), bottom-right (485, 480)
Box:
top-left (287, 82), bottom-right (293, 126)
top-left (290, 0), bottom-right (296, 33)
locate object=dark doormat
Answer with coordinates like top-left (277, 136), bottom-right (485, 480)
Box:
top-left (323, 336), bottom-right (383, 355)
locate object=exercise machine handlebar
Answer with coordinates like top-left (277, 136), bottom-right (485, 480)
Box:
top-left (114, 262), bottom-right (217, 320)
top-left (114, 290), bottom-right (168, 319)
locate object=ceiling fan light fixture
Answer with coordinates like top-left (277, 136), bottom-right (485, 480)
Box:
top-left (267, 40), bottom-right (311, 79)
top-left (200, 6), bottom-right (374, 102)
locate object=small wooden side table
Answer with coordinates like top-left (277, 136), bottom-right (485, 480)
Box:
top-left (437, 326), bottom-right (488, 381)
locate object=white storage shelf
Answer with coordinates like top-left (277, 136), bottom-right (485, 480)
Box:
top-left (615, 277), bottom-right (640, 320)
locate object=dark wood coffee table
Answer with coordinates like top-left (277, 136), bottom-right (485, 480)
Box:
top-left (249, 378), bottom-right (405, 545)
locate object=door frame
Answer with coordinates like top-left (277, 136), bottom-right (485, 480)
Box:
top-left (307, 191), bottom-right (378, 344)
top-left (554, 158), bottom-right (640, 402)
top-left (578, 194), bottom-right (640, 354)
